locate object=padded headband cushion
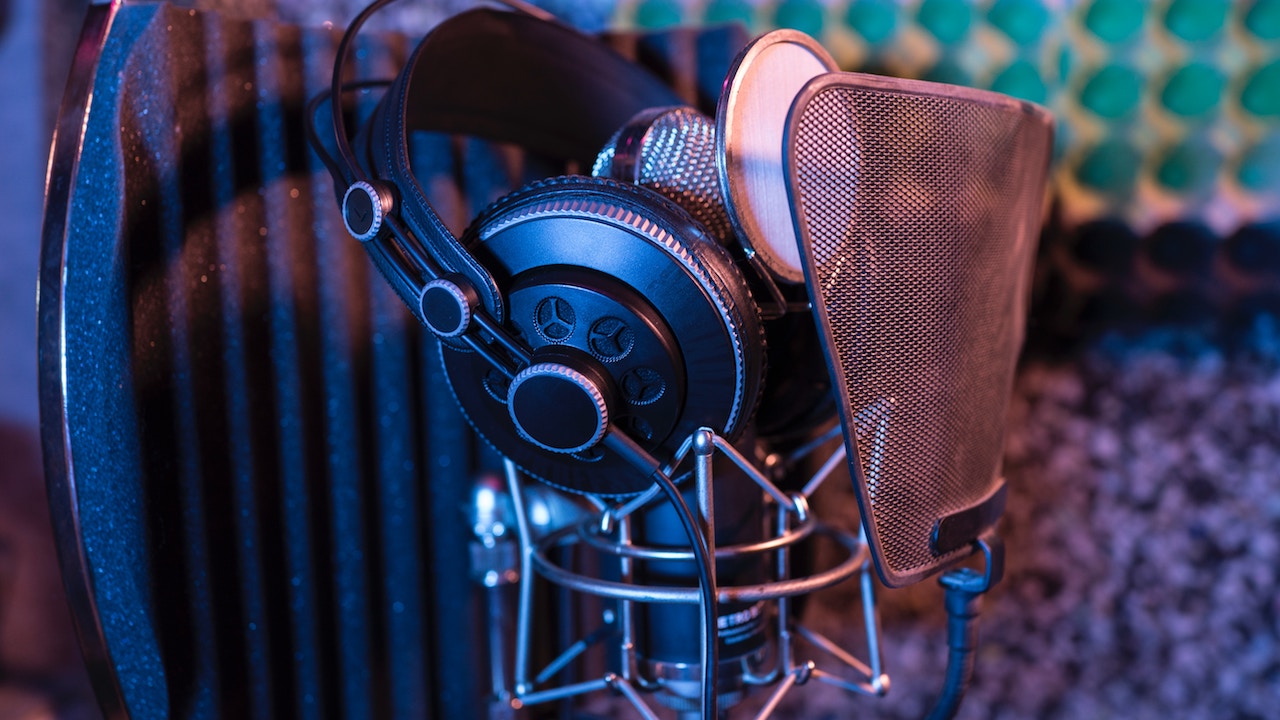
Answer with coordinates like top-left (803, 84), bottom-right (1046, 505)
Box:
top-left (396, 9), bottom-right (685, 167)
top-left (364, 8), bottom-right (686, 321)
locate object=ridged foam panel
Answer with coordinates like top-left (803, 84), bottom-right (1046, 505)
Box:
top-left (39, 3), bottom-right (744, 718)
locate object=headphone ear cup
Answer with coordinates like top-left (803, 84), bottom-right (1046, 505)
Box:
top-left (442, 175), bottom-right (764, 496)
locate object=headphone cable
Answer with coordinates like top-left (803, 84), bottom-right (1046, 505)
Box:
top-left (305, 79), bottom-right (394, 190)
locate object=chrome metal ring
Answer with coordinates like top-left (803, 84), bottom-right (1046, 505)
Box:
top-left (529, 523), bottom-right (868, 604)
top-left (574, 513), bottom-right (818, 561)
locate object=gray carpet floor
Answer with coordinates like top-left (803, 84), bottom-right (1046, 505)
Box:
top-left (800, 328), bottom-right (1280, 720)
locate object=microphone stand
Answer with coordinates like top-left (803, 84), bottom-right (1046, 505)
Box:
top-left (467, 423), bottom-right (1006, 720)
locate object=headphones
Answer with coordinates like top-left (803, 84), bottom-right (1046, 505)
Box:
top-left (313, 0), bottom-right (833, 496)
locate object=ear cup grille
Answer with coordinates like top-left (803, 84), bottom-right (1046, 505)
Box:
top-left (790, 79), bottom-right (1052, 585)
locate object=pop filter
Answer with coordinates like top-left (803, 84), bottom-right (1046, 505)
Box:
top-left (786, 73), bottom-right (1053, 587)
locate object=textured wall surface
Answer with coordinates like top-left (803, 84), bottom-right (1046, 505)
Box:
top-left (7, 1), bottom-right (1280, 719)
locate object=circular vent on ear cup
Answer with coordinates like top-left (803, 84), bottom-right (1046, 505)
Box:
top-left (442, 176), bottom-right (764, 496)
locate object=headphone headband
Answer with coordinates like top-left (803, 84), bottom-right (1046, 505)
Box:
top-left (359, 8), bottom-right (685, 320)
top-left (323, 6), bottom-right (687, 324)
top-left (392, 9), bottom-right (684, 167)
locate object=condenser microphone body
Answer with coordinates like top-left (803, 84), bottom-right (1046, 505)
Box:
top-left (634, 450), bottom-right (769, 707)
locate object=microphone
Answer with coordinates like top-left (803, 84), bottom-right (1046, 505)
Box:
top-left (580, 30), bottom-right (1053, 715)
top-left (595, 32), bottom-right (1054, 588)
top-left (558, 26), bottom-right (1051, 718)
top-left (330, 4), bottom-right (1052, 715)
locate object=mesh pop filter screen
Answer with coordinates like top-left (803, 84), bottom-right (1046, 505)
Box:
top-left (787, 73), bottom-right (1053, 587)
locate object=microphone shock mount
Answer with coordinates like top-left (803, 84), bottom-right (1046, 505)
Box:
top-left (470, 425), bottom-right (890, 719)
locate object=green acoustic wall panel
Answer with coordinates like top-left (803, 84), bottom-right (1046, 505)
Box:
top-left (607, 0), bottom-right (1280, 341)
top-left (609, 0), bottom-right (1278, 225)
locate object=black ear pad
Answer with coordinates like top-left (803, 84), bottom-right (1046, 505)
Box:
top-left (440, 176), bottom-right (764, 496)
top-left (755, 312), bottom-right (837, 445)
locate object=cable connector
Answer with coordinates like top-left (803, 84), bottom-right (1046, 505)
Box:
top-left (925, 534), bottom-right (1003, 720)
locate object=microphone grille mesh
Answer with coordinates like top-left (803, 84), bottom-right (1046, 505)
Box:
top-left (594, 107), bottom-right (735, 244)
top-left (791, 79), bottom-right (1053, 585)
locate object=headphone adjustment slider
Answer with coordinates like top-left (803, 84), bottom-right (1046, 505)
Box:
top-left (420, 275), bottom-right (478, 338)
top-left (508, 357), bottom-right (613, 455)
top-left (342, 180), bottom-right (393, 242)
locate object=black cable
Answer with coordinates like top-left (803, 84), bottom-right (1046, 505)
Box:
top-left (605, 432), bottom-right (718, 720)
top-left (924, 568), bottom-right (987, 720)
top-left (329, 0), bottom-right (400, 187)
top-left (305, 79), bottom-right (394, 189)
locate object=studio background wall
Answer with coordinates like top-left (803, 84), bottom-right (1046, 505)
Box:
top-left (2, 1), bottom-right (1278, 719)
